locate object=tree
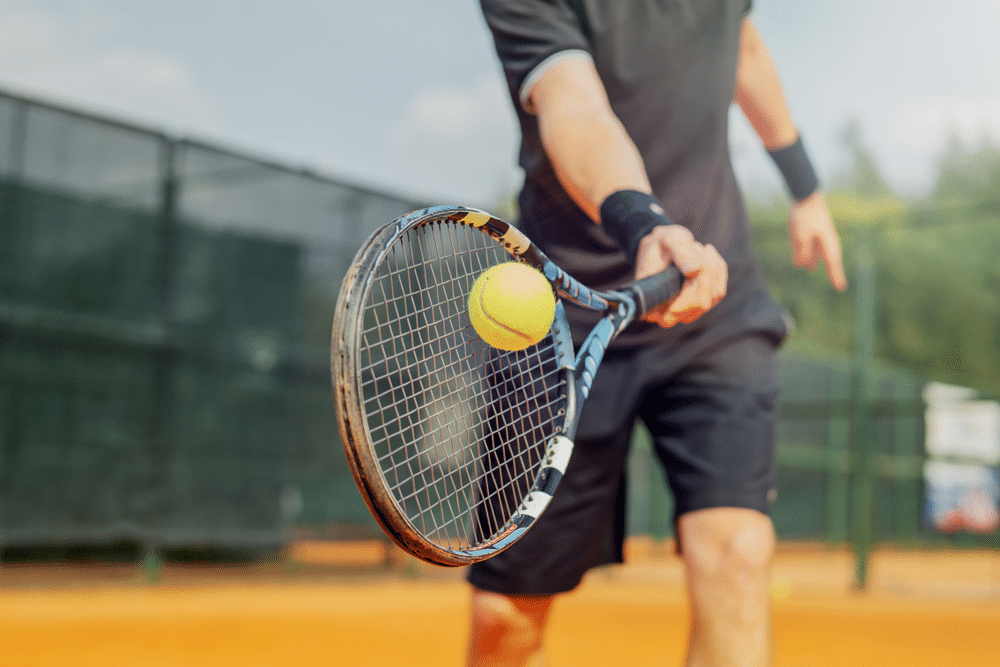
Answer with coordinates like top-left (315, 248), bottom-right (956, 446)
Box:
top-left (824, 121), bottom-right (903, 225)
top-left (933, 134), bottom-right (1000, 205)
top-left (749, 122), bottom-right (1000, 396)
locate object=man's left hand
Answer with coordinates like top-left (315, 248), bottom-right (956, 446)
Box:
top-left (787, 191), bottom-right (847, 291)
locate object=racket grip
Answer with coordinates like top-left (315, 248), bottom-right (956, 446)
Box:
top-left (628, 266), bottom-right (684, 317)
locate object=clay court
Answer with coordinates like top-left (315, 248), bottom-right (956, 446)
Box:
top-left (3, 541), bottom-right (998, 667)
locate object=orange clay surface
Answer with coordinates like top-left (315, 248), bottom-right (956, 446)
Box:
top-left (2, 540), bottom-right (999, 667)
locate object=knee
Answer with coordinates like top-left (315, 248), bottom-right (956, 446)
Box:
top-left (680, 508), bottom-right (775, 590)
top-left (469, 590), bottom-right (552, 665)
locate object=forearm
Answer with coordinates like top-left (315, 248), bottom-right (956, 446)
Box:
top-left (734, 19), bottom-right (798, 150)
top-left (736, 19), bottom-right (820, 202)
top-left (531, 59), bottom-right (651, 222)
top-left (734, 24), bottom-right (845, 289)
top-left (526, 56), bottom-right (728, 323)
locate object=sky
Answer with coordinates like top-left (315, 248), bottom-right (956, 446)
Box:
top-left (1, 0), bottom-right (998, 207)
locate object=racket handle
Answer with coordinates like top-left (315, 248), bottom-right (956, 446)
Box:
top-left (628, 266), bottom-right (684, 317)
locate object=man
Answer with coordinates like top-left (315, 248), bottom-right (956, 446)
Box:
top-left (470, 1), bottom-right (846, 666)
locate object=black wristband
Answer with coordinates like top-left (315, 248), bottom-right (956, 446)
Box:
top-left (767, 136), bottom-right (819, 201)
top-left (599, 190), bottom-right (673, 267)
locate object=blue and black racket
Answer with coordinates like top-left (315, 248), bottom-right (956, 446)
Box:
top-left (331, 206), bottom-right (681, 566)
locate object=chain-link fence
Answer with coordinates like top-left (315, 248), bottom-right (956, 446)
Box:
top-left (0, 89), bottom-right (422, 553)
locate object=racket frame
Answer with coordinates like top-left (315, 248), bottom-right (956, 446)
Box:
top-left (332, 205), bottom-right (671, 565)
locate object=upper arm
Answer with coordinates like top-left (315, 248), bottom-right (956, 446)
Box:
top-left (480, 0), bottom-right (651, 215)
top-left (527, 55), bottom-right (612, 121)
top-left (734, 16), bottom-right (799, 149)
top-left (735, 18), bottom-right (763, 95)
top-left (480, 0), bottom-right (593, 113)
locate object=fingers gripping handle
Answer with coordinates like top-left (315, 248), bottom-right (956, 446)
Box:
top-left (628, 266), bottom-right (684, 317)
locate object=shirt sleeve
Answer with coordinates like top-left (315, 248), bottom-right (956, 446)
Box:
top-left (479, 0), bottom-right (593, 114)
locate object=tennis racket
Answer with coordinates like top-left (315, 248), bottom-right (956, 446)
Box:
top-left (331, 205), bottom-right (682, 566)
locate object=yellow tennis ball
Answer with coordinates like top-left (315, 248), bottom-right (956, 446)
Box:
top-left (770, 576), bottom-right (793, 601)
top-left (468, 263), bottom-right (556, 351)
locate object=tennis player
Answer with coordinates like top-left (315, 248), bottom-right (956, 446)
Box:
top-left (469, 1), bottom-right (846, 665)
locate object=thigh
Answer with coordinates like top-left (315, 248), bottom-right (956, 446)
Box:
top-left (639, 334), bottom-right (781, 521)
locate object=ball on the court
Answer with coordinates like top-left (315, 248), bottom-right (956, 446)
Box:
top-left (770, 576), bottom-right (793, 601)
top-left (468, 263), bottom-right (556, 351)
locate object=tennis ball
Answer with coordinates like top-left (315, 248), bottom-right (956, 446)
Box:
top-left (468, 263), bottom-right (556, 351)
top-left (770, 576), bottom-right (793, 601)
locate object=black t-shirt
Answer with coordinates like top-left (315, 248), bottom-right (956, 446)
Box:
top-left (481, 0), bottom-right (788, 350)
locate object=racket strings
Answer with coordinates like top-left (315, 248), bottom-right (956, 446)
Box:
top-left (382, 348), bottom-right (563, 498)
top-left (356, 220), bottom-right (565, 553)
top-left (477, 345), bottom-right (564, 540)
top-left (389, 224), bottom-right (488, 540)
top-left (366, 350), bottom-right (563, 465)
top-left (367, 343), bottom-right (563, 546)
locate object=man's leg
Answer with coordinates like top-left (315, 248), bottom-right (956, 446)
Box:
top-left (639, 332), bottom-right (782, 666)
top-left (467, 589), bottom-right (555, 667)
top-left (677, 507), bottom-right (776, 667)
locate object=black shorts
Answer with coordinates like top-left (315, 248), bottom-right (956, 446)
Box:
top-left (466, 332), bottom-right (782, 596)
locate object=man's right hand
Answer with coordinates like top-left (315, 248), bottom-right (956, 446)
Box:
top-left (634, 225), bottom-right (728, 328)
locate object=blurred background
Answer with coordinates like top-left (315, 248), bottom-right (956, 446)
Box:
top-left (0, 2), bottom-right (998, 663)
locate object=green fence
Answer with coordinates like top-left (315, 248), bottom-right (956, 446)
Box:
top-left (0, 89), bottom-right (421, 551)
top-left (1, 88), bottom-right (996, 570)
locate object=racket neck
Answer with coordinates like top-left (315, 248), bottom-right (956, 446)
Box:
top-left (571, 300), bottom-right (633, 403)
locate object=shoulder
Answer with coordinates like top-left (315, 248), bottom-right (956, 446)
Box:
top-left (480, 0), bottom-right (593, 112)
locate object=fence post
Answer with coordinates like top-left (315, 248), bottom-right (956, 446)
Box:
top-left (851, 227), bottom-right (878, 590)
top-left (826, 366), bottom-right (851, 546)
top-left (142, 544), bottom-right (164, 583)
top-left (145, 136), bottom-right (178, 571)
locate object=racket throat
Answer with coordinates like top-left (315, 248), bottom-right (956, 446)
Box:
top-left (572, 304), bottom-right (630, 401)
top-left (514, 434), bottom-right (575, 519)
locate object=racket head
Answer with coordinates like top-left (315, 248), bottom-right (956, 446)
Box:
top-left (332, 206), bottom-right (576, 566)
